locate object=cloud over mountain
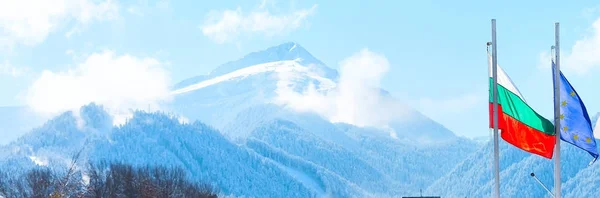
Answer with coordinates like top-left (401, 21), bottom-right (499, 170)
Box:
top-left (275, 48), bottom-right (411, 128)
top-left (25, 50), bottom-right (171, 125)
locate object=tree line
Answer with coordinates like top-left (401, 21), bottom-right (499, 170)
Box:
top-left (0, 161), bottom-right (218, 198)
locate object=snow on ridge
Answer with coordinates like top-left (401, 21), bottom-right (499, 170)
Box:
top-left (171, 59), bottom-right (335, 95)
top-left (28, 155), bottom-right (48, 166)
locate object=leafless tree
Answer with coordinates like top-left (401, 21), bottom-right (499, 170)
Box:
top-left (0, 157), bottom-right (218, 198)
top-left (84, 161), bottom-right (218, 198)
top-left (85, 161), bottom-right (108, 198)
top-left (53, 146), bottom-right (85, 197)
top-left (26, 168), bottom-right (54, 198)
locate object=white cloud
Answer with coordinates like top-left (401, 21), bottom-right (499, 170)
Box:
top-left (564, 18), bottom-right (600, 74)
top-left (200, 2), bottom-right (317, 43)
top-left (544, 17), bottom-right (600, 75)
top-left (0, 0), bottom-right (119, 47)
top-left (25, 50), bottom-right (172, 125)
top-left (0, 61), bottom-right (28, 77)
top-left (274, 48), bottom-right (411, 128)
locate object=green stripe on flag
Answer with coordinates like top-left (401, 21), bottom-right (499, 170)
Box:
top-left (489, 78), bottom-right (554, 135)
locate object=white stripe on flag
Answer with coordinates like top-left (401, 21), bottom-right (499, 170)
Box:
top-left (488, 54), bottom-right (527, 103)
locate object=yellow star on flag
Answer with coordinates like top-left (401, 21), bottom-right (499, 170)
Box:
top-left (570, 91), bottom-right (576, 97)
top-left (563, 126), bottom-right (568, 132)
top-left (560, 114), bottom-right (565, 120)
top-left (574, 134), bottom-right (579, 140)
top-left (586, 138), bottom-right (592, 143)
top-left (562, 100), bottom-right (567, 106)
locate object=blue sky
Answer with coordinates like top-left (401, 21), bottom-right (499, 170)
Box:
top-left (2, 0), bottom-right (600, 138)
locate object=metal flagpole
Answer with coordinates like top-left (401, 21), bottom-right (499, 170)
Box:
top-left (530, 172), bottom-right (555, 198)
top-left (553, 22), bottom-right (562, 198)
top-left (491, 18), bottom-right (500, 198)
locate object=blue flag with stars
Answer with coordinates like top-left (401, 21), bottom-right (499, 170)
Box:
top-left (553, 61), bottom-right (599, 163)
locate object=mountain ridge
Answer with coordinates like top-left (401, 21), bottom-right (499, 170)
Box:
top-left (0, 103), bottom-right (475, 197)
top-left (173, 42), bottom-right (338, 90)
top-left (169, 42), bottom-right (459, 144)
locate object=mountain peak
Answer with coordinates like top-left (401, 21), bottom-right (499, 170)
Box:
top-left (268, 42), bottom-right (307, 57)
top-left (275, 42), bottom-right (300, 52)
top-left (174, 42), bottom-right (338, 89)
top-left (208, 42), bottom-right (336, 78)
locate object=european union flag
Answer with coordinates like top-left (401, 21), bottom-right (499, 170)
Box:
top-left (553, 61), bottom-right (599, 163)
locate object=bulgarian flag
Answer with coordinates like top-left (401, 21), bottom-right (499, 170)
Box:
top-left (488, 54), bottom-right (556, 159)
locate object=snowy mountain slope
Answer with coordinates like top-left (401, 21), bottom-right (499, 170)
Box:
top-left (1, 104), bottom-right (380, 197)
top-left (222, 104), bottom-right (361, 149)
top-left (340, 125), bottom-right (478, 192)
top-left (0, 104), bottom-right (113, 178)
top-left (224, 103), bottom-right (478, 195)
top-left (471, 135), bottom-right (491, 146)
top-left (168, 42), bottom-right (457, 145)
top-left (90, 112), bottom-right (321, 197)
top-left (171, 59), bottom-right (334, 95)
top-left (245, 138), bottom-right (370, 197)
top-left (168, 58), bottom-right (336, 134)
top-left (249, 119), bottom-right (400, 195)
top-left (387, 110), bottom-right (458, 144)
top-left (173, 75), bottom-right (209, 90)
top-left (427, 137), bottom-right (597, 197)
top-left (563, 157), bottom-right (600, 197)
top-left (168, 73), bottom-right (274, 136)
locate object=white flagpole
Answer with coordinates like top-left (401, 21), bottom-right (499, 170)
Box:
top-left (491, 18), bottom-right (500, 198)
top-left (553, 22), bottom-right (562, 198)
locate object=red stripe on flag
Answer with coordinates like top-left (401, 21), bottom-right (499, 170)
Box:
top-left (489, 103), bottom-right (556, 159)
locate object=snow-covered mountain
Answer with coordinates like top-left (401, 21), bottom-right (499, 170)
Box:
top-left (168, 42), bottom-right (457, 144)
top-left (164, 42), bottom-right (478, 196)
top-left (0, 42), bottom-right (478, 197)
top-left (0, 103), bottom-right (476, 197)
top-left (167, 43), bottom-right (340, 137)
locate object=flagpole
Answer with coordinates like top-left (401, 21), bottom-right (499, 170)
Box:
top-left (530, 172), bottom-right (555, 197)
top-left (553, 22), bottom-right (562, 198)
top-left (491, 18), bottom-right (500, 198)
